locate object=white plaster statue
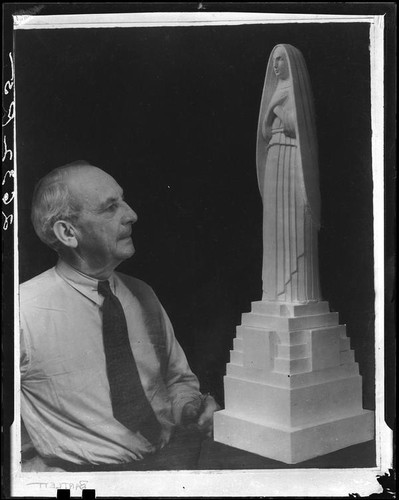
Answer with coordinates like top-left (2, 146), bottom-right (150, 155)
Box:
top-left (214, 46), bottom-right (374, 463)
top-left (257, 44), bottom-right (321, 303)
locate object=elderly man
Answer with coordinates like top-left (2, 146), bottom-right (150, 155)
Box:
top-left (20, 161), bottom-right (218, 472)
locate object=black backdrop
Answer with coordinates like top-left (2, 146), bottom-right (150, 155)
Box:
top-left (16, 22), bottom-right (374, 409)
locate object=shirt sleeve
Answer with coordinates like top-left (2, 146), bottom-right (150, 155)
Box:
top-left (160, 305), bottom-right (202, 425)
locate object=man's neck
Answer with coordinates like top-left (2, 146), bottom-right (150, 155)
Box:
top-left (59, 253), bottom-right (116, 281)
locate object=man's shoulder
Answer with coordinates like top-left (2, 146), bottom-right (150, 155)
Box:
top-left (115, 272), bottom-right (167, 325)
top-left (20, 268), bottom-right (62, 305)
top-left (115, 271), bottom-right (155, 297)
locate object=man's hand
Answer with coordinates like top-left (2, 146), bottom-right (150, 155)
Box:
top-left (181, 394), bottom-right (221, 438)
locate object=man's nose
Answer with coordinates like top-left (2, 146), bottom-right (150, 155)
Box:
top-left (123, 202), bottom-right (138, 224)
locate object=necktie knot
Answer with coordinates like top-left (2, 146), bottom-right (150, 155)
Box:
top-left (98, 280), bottom-right (112, 298)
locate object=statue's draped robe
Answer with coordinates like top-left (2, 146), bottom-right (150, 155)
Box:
top-left (262, 110), bottom-right (320, 302)
top-left (258, 47), bottom-right (322, 304)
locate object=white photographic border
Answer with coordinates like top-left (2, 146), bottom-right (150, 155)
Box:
top-left (10, 10), bottom-right (391, 498)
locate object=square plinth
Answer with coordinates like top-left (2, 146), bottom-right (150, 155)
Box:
top-left (213, 409), bottom-right (374, 464)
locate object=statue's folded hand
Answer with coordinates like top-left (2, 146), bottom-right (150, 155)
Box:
top-left (283, 123), bottom-right (296, 138)
top-left (273, 105), bottom-right (284, 119)
top-left (262, 123), bottom-right (273, 142)
top-left (273, 106), bottom-right (296, 138)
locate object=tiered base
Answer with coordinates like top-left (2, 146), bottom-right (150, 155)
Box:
top-left (213, 300), bottom-right (374, 464)
top-left (214, 409), bottom-right (374, 464)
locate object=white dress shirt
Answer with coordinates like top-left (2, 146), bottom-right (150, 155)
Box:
top-left (20, 259), bottom-right (201, 465)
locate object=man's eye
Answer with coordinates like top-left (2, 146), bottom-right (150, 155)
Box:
top-left (106, 203), bottom-right (118, 211)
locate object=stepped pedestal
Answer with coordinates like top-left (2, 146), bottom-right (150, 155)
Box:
top-left (213, 301), bottom-right (374, 464)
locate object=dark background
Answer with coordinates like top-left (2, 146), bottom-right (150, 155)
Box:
top-left (15, 22), bottom-right (375, 410)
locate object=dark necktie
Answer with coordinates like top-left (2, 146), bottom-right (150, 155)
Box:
top-left (98, 280), bottom-right (161, 444)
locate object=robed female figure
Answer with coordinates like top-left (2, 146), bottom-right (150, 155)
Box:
top-left (257, 44), bottom-right (321, 303)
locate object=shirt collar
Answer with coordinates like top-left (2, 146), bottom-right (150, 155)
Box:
top-left (55, 259), bottom-right (116, 306)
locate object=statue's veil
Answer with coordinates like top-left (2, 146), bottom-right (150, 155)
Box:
top-left (256, 44), bottom-right (321, 228)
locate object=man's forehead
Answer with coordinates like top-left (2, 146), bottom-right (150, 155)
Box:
top-left (67, 166), bottom-right (122, 204)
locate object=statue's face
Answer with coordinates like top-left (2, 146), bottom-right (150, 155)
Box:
top-left (273, 48), bottom-right (289, 80)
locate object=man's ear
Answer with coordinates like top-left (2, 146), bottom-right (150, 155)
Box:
top-left (53, 220), bottom-right (79, 248)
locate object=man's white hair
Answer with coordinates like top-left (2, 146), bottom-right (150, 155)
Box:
top-left (31, 160), bottom-right (92, 251)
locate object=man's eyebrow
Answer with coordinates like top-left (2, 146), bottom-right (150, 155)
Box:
top-left (97, 193), bottom-right (123, 211)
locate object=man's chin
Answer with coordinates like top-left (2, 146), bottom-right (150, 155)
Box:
top-left (113, 250), bottom-right (135, 271)
top-left (122, 243), bottom-right (135, 259)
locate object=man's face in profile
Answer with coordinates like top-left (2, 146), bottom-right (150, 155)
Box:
top-left (69, 166), bottom-right (138, 270)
